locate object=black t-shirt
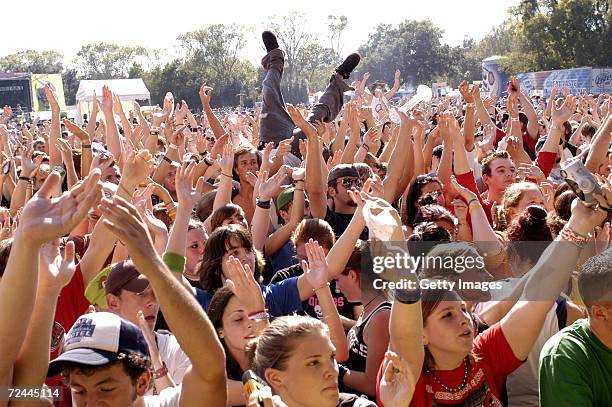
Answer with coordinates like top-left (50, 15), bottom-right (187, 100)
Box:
top-left (270, 264), bottom-right (356, 320)
top-left (324, 207), bottom-right (368, 240)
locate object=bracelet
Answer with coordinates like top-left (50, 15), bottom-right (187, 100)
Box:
top-left (247, 309), bottom-right (269, 321)
top-left (393, 288), bottom-right (421, 304)
top-left (361, 143), bottom-right (370, 152)
top-left (313, 282), bottom-right (330, 293)
top-left (165, 201), bottom-right (176, 210)
top-left (152, 362), bottom-right (168, 379)
top-left (18, 176), bottom-right (31, 182)
top-left (81, 143), bottom-right (91, 148)
top-left (162, 155), bottom-right (173, 164)
top-left (203, 153), bottom-right (214, 166)
top-left (467, 198), bottom-right (479, 207)
top-left (559, 225), bottom-right (589, 248)
top-left (468, 202), bottom-right (482, 214)
top-left (168, 143), bottom-right (179, 150)
top-left (256, 198), bottom-right (271, 209)
top-left (220, 172), bottom-right (233, 179)
top-left (511, 118), bottom-right (520, 122)
top-left (466, 103), bottom-right (475, 108)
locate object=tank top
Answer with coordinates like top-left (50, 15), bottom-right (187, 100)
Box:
top-left (345, 301), bottom-right (391, 373)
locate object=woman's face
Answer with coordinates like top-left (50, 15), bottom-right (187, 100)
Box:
top-left (185, 228), bottom-right (207, 275)
top-left (334, 270), bottom-right (360, 302)
top-left (420, 181), bottom-right (445, 207)
top-left (219, 296), bottom-right (257, 359)
top-left (423, 296), bottom-right (474, 361)
top-left (510, 186), bottom-right (545, 220)
top-left (163, 165), bottom-right (178, 192)
top-left (221, 211), bottom-right (248, 231)
top-left (220, 237), bottom-right (256, 278)
top-left (268, 330), bottom-right (339, 407)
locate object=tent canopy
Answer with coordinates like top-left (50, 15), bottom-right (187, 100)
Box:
top-left (76, 79), bottom-right (150, 102)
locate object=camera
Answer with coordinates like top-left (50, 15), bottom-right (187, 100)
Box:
top-left (560, 157), bottom-right (602, 207)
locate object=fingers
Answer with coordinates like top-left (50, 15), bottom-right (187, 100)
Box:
top-left (36, 172), bottom-right (61, 199)
top-left (63, 240), bottom-right (75, 264)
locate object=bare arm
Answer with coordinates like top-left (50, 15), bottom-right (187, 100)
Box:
top-left (100, 86), bottom-right (123, 163)
top-left (383, 112), bottom-right (414, 203)
top-left (384, 70), bottom-right (401, 100)
top-left (199, 86), bottom-right (226, 139)
top-left (44, 85), bottom-right (62, 168)
top-left (101, 195), bottom-right (227, 407)
top-left (585, 112), bottom-right (612, 173)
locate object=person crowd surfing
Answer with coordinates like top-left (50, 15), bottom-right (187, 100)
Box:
top-left (0, 29), bottom-right (610, 407)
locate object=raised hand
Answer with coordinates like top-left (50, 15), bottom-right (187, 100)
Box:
top-left (20, 147), bottom-right (44, 178)
top-left (137, 310), bottom-right (162, 361)
top-left (101, 85), bottom-right (114, 114)
top-left (98, 195), bottom-right (156, 263)
top-left (379, 351), bottom-right (417, 407)
top-left (224, 255), bottom-right (265, 314)
top-left (175, 161), bottom-right (206, 209)
top-left (199, 85), bottom-right (213, 108)
top-left (18, 170), bottom-right (102, 245)
top-left (63, 119), bottom-right (90, 143)
top-left (38, 241), bottom-right (76, 291)
top-left (450, 175), bottom-right (478, 202)
top-left (394, 69), bottom-right (401, 82)
top-left (551, 94), bottom-right (577, 126)
top-left (210, 132), bottom-right (230, 159)
top-left (55, 138), bottom-right (73, 163)
top-left (363, 127), bottom-right (380, 150)
top-left (122, 150), bottom-right (154, 187)
top-left (517, 163), bottom-right (545, 182)
top-left (478, 124), bottom-right (495, 152)
top-left (287, 103), bottom-right (317, 139)
top-left (44, 84), bottom-right (60, 112)
top-left (90, 150), bottom-right (114, 173)
top-left (301, 239), bottom-right (329, 290)
top-left (257, 166), bottom-right (288, 201)
top-left (458, 80), bottom-right (473, 103)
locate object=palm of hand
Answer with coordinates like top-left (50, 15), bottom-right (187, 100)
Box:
top-left (39, 246), bottom-right (75, 288)
top-left (21, 196), bottom-right (77, 244)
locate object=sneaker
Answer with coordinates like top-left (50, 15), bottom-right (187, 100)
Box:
top-left (336, 53), bottom-right (361, 79)
top-left (262, 31), bottom-right (279, 53)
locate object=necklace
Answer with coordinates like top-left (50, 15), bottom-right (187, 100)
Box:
top-left (360, 294), bottom-right (382, 316)
top-left (424, 356), bottom-right (470, 393)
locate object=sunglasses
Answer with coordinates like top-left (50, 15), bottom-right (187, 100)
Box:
top-left (205, 136), bottom-right (215, 142)
top-left (339, 177), bottom-right (362, 188)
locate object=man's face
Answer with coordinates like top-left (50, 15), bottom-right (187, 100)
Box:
top-left (329, 176), bottom-right (362, 208)
top-left (102, 166), bottom-right (121, 185)
top-left (108, 286), bottom-right (159, 331)
top-left (69, 363), bottom-right (149, 406)
top-left (484, 158), bottom-right (515, 192)
top-left (234, 152), bottom-right (258, 180)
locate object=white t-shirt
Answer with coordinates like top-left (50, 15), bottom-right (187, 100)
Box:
top-left (144, 385), bottom-right (181, 407)
top-left (146, 331), bottom-right (191, 396)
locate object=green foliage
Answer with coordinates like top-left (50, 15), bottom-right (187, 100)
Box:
top-left (73, 43), bottom-right (149, 79)
top-left (0, 50), bottom-right (63, 74)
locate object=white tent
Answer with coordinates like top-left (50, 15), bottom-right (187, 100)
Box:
top-left (75, 79), bottom-right (150, 123)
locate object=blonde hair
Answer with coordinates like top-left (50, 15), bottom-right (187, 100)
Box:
top-left (246, 315), bottom-right (328, 378)
top-left (494, 182), bottom-right (538, 231)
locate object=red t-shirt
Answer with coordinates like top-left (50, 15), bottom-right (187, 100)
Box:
top-left (455, 170), bottom-right (494, 226)
top-left (493, 127), bottom-right (539, 158)
top-left (376, 323), bottom-right (523, 406)
top-left (45, 264), bottom-right (91, 406)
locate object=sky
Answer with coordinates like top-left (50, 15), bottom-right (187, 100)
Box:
top-left (1, 0), bottom-right (519, 66)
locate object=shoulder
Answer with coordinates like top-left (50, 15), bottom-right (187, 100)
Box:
top-left (540, 319), bottom-right (591, 360)
top-left (144, 384), bottom-right (182, 407)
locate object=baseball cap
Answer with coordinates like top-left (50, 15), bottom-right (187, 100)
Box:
top-left (47, 312), bottom-right (149, 377)
top-left (328, 164), bottom-right (359, 185)
top-left (276, 187), bottom-right (309, 212)
top-left (104, 260), bottom-right (149, 295)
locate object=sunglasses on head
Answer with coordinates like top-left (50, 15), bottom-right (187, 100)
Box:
top-left (339, 177), bottom-right (362, 188)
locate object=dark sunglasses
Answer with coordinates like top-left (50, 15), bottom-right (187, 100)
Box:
top-left (339, 177), bottom-right (362, 188)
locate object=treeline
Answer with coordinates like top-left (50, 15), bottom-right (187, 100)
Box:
top-left (1, 1), bottom-right (609, 107)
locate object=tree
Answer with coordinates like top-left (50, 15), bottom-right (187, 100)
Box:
top-left (358, 20), bottom-right (448, 88)
top-left (328, 15), bottom-right (348, 62)
top-left (178, 24), bottom-right (246, 84)
top-left (72, 43), bottom-right (150, 79)
top-left (0, 50), bottom-right (63, 73)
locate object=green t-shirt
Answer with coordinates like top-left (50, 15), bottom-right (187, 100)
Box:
top-left (539, 318), bottom-right (612, 407)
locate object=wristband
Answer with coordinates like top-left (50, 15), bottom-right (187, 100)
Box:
top-left (162, 155), bottom-right (173, 164)
top-left (152, 362), bottom-right (168, 379)
top-left (361, 143), bottom-right (370, 152)
top-left (467, 198), bottom-right (479, 207)
top-left (393, 287), bottom-right (421, 304)
top-left (256, 198), bottom-right (272, 209)
top-left (220, 172), bottom-right (233, 179)
top-left (559, 225), bottom-right (589, 248)
top-left (338, 364), bottom-right (348, 385)
top-left (203, 153), bottom-right (214, 166)
top-left (18, 176), bottom-right (31, 182)
top-left (511, 118), bottom-right (520, 122)
top-left (247, 309), bottom-right (269, 321)
top-left (81, 143), bottom-right (91, 148)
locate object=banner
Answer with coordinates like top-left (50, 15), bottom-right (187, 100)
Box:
top-left (0, 76), bottom-right (32, 111)
top-left (591, 68), bottom-right (612, 95)
top-left (481, 56), bottom-right (509, 98)
top-left (31, 73), bottom-right (66, 112)
top-left (515, 67), bottom-right (611, 97)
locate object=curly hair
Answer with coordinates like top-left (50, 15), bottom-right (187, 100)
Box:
top-left (61, 352), bottom-right (151, 385)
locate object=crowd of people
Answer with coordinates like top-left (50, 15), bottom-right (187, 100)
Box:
top-left (0, 30), bottom-right (611, 407)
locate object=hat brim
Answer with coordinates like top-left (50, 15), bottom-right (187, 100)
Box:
top-left (47, 348), bottom-right (117, 377)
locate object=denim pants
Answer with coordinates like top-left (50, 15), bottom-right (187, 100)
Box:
top-left (259, 48), bottom-right (351, 157)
